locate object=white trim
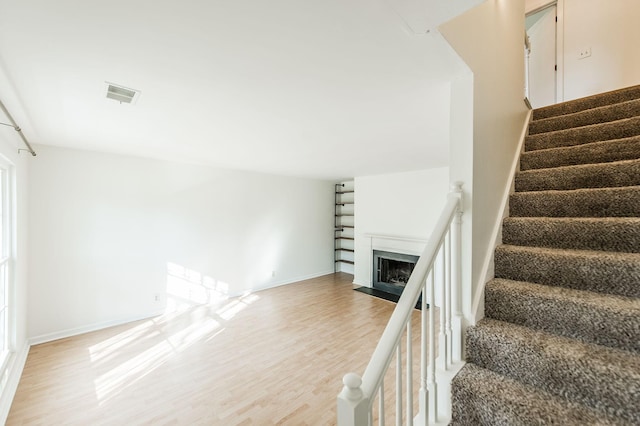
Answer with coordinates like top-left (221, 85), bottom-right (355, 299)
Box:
top-left (352, 278), bottom-right (369, 287)
top-left (471, 109), bottom-right (533, 323)
top-left (555, 0), bottom-right (565, 103)
top-left (29, 269), bottom-right (337, 346)
top-left (28, 312), bottom-right (164, 346)
top-left (363, 233), bottom-right (428, 244)
top-left (243, 269), bottom-right (337, 295)
top-left (0, 342), bottom-right (29, 424)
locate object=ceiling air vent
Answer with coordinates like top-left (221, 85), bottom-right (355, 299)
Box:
top-left (105, 82), bottom-right (140, 104)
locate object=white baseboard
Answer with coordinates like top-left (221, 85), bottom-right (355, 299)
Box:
top-left (29, 311), bottom-right (164, 346)
top-left (352, 279), bottom-right (370, 287)
top-left (245, 269), bottom-right (337, 296)
top-left (0, 342), bottom-right (30, 424)
top-left (30, 270), bottom-right (336, 346)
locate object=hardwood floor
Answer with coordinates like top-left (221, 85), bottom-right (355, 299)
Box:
top-left (7, 273), bottom-right (428, 425)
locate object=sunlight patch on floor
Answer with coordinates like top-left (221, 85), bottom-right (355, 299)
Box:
top-left (91, 263), bottom-right (260, 406)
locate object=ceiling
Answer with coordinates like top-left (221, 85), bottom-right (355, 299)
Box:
top-left (0, 0), bottom-right (470, 180)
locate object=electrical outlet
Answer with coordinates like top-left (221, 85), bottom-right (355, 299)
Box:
top-left (578, 47), bottom-right (592, 59)
top-left (154, 293), bottom-right (160, 302)
top-left (271, 271), bottom-right (276, 278)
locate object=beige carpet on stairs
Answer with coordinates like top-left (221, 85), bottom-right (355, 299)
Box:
top-left (450, 85), bottom-right (640, 426)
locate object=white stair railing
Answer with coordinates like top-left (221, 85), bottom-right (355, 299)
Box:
top-left (337, 182), bottom-right (464, 425)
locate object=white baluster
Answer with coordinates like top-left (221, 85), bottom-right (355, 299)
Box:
top-left (379, 382), bottom-right (385, 426)
top-left (438, 245), bottom-right (448, 371)
top-left (406, 321), bottom-right (413, 426)
top-left (418, 281), bottom-right (428, 425)
top-left (445, 230), bottom-right (452, 368)
top-left (450, 182), bottom-right (463, 363)
top-left (396, 344), bottom-right (402, 426)
top-left (428, 269), bottom-right (438, 423)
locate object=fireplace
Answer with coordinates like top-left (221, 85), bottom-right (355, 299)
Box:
top-left (372, 250), bottom-right (419, 297)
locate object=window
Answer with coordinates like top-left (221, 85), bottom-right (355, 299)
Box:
top-left (0, 160), bottom-right (13, 369)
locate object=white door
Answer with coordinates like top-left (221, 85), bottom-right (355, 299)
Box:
top-left (526, 5), bottom-right (557, 108)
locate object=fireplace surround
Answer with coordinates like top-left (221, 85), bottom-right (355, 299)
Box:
top-left (372, 250), bottom-right (419, 297)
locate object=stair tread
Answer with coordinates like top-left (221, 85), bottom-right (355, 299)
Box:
top-left (502, 216), bottom-right (640, 253)
top-left (467, 319), bottom-right (640, 423)
top-left (514, 185), bottom-right (640, 194)
top-left (497, 243), bottom-right (640, 259)
top-left (529, 98), bottom-right (640, 135)
top-left (451, 363), bottom-right (624, 426)
top-left (486, 278), bottom-right (640, 353)
top-left (494, 244), bottom-right (640, 298)
top-left (533, 84), bottom-right (640, 120)
top-left (525, 116), bottom-right (640, 152)
top-left (509, 185), bottom-right (640, 218)
top-left (516, 158), bottom-right (640, 192)
top-left (521, 135), bottom-right (640, 171)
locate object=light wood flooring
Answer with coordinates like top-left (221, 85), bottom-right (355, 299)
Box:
top-left (7, 273), bottom-right (428, 425)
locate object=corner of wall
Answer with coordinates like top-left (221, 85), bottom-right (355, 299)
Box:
top-left (440, 0), bottom-right (530, 324)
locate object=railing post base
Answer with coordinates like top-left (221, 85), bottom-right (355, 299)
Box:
top-left (427, 382), bottom-right (438, 423)
top-left (417, 387), bottom-right (429, 426)
top-left (337, 373), bottom-right (369, 426)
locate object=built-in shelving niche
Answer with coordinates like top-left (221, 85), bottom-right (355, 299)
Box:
top-left (334, 181), bottom-right (354, 274)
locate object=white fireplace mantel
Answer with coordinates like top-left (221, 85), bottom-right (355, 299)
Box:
top-left (365, 233), bottom-right (428, 245)
top-left (360, 233), bottom-right (428, 287)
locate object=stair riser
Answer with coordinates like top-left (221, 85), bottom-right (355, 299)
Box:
top-left (520, 136), bottom-right (640, 170)
top-left (502, 218), bottom-right (640, 253)
top-left (529, 99), bottom-right (640, 135)
top-left (509, 187), bottom-right (640, 218)
top-left (485, 281), bottom-right (640, 353)
top-left (525, 116), bottom-right (640, 151)
top-left (533, 85), bottom-right (640, 120)
top-left (451, 364), bottom-right (620, 425)
top-left (494, 246), bottom-right (640, 298)
top-left (466, 325), bottom-right (640, 424)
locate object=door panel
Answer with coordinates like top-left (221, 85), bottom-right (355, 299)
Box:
top-left (527, 6), bottom-right (557, 108)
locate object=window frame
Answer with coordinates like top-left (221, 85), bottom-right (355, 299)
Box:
top-left (0, 157), bottom-right (15, 373)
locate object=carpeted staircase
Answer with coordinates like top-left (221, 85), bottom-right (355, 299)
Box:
top-left (450, 85), bottom-right (640, 425)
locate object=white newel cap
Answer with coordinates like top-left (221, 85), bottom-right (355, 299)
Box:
top-left (340, 373), bottom-right (363, 401)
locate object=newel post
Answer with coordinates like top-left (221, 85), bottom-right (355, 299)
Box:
top-left (448, 182), bottom-right (464, 363)
top-left (337, 373), bottom-right (369, 426)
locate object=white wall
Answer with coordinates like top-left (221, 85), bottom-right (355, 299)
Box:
top-left (353, 168), bottom-right (449, 286)
top-left (561, 0), bottom-right (640, 100)
top-left (28, 145), bottom-right (335, 341)
top-left (441, 0), bottom-right (529, 321)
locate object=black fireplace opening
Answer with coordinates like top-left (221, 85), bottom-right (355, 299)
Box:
top-left (372, 250), bottom-right (419, 297)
